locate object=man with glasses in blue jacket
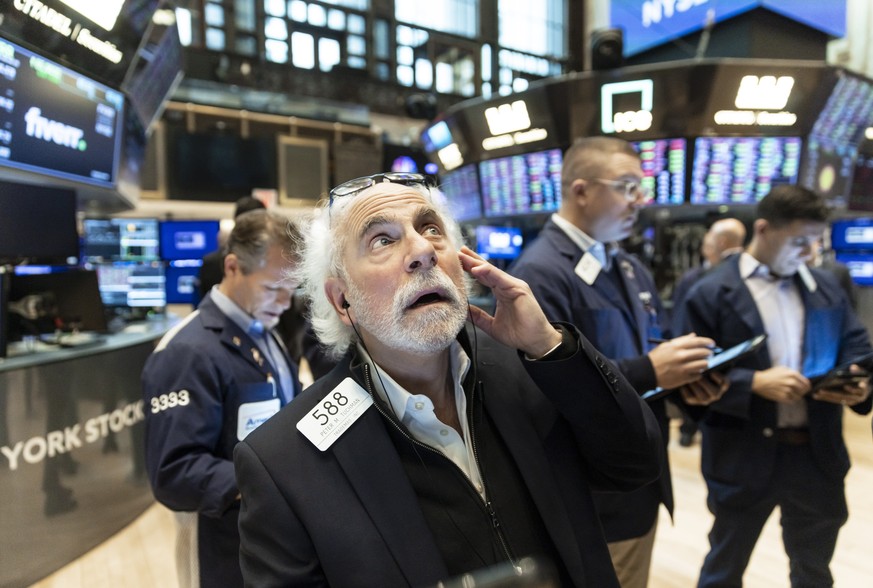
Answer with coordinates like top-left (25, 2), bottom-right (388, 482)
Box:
top-left (511, 136), bottom-right (726, 588)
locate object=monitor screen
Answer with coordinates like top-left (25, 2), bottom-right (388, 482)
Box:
top-left (165, 127), bottom-right (278, 201)
top-left (849, 152), bottom-right (873, 212)
top-left (801, 73), bottom-right (873, 203)
top-left (835, 252), bottom-right (873, 287)
top-left (159, 220), bottom-right (220, 261)
top-left (475, 225), bottom-right (523, 260)
top-left (0, 179), bottom-right (79, 263)
top-left (439, 165), bottom-right (483, 222)
top-left (165, 259), bottom-right (203, 305)
top-left (82, 217), bottom-right (160, 262)
top-left (0, 37), bottom-right (125, 187)
top-left (9, 269), bottom-right (107, 334)
top-left (92, 261), bottom-right (166, 307)
top-left (479, 149), bottom-right (562, 217)
top-left (831, 218), bottom-right (873, 251)
top-left (690, 136), bottom-right (802, 205)
top-left (122, 23), bottom-right (184, 135)
top-left (632, 138), bottom-right (687, 205)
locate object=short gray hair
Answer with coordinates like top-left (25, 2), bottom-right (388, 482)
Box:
top-left (293, 181), bottom-right (464, 358)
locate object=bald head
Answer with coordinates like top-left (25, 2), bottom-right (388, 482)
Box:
top-left (702, 218), bottom-right (747, 266)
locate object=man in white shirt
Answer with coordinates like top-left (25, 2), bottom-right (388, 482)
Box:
top-left (679, 185), bottom-right (872, 587)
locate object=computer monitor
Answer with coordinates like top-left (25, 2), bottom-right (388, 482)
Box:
top-left (439, 165), bottom-right (483, 222)
top-left (475, 226), bottom-right (524, 260)
top-left (8, 269), bottom-right (108, 335)
top-left (479, 148), bottom-right (562, 217)
top-left (690, 136), bottom-right (802, 205)
top-left (165, 260), bottom-right (203, 305)
top-left (835, 252), bottom-right (873, 286)
top-left (159, 220), bottom-right (220, 261)
top-left (82, 218), bottom-right (160, 262)
top-left (0, 180), bottom-right (79, 264)
top-left (631, 138), bottom-right (687, 205)
top-left (92, 261), bottom-right (166, 308)
top-left (831, 218), bottom-right (873, 252)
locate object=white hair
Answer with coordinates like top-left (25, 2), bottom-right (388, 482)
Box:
top-left (292, 181), bottom-right (466, 359)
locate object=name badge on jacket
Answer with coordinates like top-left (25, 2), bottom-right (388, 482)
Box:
top-left (575, 252), bottom-right (602, 285)
top-left (238, 398), bottom-right (281, 440)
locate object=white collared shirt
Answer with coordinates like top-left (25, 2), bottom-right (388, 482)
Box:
top-left (358, 341), bottom-right (486, 499)
top-left (551, 213), bottom-right (614, 270)
top-left (739, 253), bottom-right (807, 427)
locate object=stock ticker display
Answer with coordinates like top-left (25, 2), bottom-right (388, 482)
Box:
top-left (633, 138), bottom-right (687, 205)
top-left (479, 148), bottom-right (562, 217)
top-left (691, 136), bottom-right (802, 205)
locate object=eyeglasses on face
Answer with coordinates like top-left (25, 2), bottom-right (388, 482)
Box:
top-left (590, 178), bottom-right (652, 203)
top-left (328, 172), bottom-right (433, 207)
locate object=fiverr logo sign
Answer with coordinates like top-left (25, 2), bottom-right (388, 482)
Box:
top-left (24, 107), bottom-right (86, 150)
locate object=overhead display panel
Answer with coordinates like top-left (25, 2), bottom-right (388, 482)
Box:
top-left (0, 36), bottom-right (125, 187)
top-left (0, 0), bottom-right (160, 88)
top-left (800, 70), bottom-right (873, 204)
top-left (698, 61), bottom-right (830, 137)
top-left (611, 0), bottom-right (846, 57)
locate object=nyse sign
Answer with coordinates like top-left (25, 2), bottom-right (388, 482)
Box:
top-left (601, 79), bottom-right (655, 134)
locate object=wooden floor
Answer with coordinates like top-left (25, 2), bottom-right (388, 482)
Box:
top-left (30, 413), bottom-right (873, 588)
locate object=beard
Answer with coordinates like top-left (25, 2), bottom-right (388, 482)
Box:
top-left (345, 268), bottom-right (469, 355)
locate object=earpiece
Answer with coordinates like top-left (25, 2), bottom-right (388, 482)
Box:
top-left (341, 299), bottom-right (350, 309)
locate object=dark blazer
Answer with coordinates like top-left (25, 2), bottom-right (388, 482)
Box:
top-left (234, 324), bottom-right (663, 588)
top-left (143, 294), bottom-right (300, 587)
top-left (509, 219), bottom-right (672, 541)
top-left (679, 256), bottom-right (872, 503)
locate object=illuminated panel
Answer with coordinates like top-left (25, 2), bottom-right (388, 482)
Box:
top-left (691, 136), bottom-right (802, 204)
top-left (632, 138), bottom-right (686, 205)
top-left (802, 74), bottom-right (873, 202)
top-left (0, 37), bottom-right (124, 187)
top-left (439, 164), bottom-right (482, 222)
top-left (479, 148), bottom-right (562, 217)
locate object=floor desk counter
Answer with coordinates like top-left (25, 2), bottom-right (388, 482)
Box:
top-left (0, 319), bottom-right (178, 588)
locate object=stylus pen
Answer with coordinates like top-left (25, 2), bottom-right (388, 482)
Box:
top-left (648, 337), bottom-right (723, 354)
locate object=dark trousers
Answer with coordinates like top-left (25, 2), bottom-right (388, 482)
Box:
top-left (698, 443), bottom-right (848, 588)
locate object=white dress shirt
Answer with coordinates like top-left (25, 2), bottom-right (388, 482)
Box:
top-left (739, 253), bottom-right (807, 427)
top-left (358, 341), bottom-right (487, 500)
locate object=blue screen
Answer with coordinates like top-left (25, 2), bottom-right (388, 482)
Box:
top-left (612, 0), bottom-right (845, 57)
top-left (475, 226), bottom-right (523, 260)
top-left (165, 260), bottom-right (203, 305)
top-left (831, 218), bottom-right (873, 251)
top-left (835, 252), bottom-right (873, 286)
top-left (159, 220), bottom-right (220, 261)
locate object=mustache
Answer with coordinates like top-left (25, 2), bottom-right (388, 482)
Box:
top-left (394, 270), bottom-right (464, 310)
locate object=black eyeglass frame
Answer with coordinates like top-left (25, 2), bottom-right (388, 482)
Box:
top-left (328, 172), bottom-right (434, 207)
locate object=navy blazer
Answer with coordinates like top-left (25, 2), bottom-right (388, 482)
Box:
top-left (234, 324), bottom-right (662, 588)
top-left (679, 256), bottom-right (872, 502)
top-left (510, 219), bottom-right (672, 541)
top-left (143, 293), bottom-right (300, 587)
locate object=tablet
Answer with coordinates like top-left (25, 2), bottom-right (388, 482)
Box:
top-left (641, 334), bottom-right (767, 402)
top-left (704, 334), bottom-right (768, 374)
top-left (809, 351), bottom-right (873, 392)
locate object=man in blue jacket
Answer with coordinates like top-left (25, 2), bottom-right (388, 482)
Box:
top-left (234, 174), bottom-right (663, 587)
top-left (678, 185), bottom-right (872, 587)
top-left (510, 136), bottom-right (726, 588)
top-left (143, 209), bottom-right (302, 588)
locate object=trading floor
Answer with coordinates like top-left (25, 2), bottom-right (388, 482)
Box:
top-left (30, 414), bottom-right (873, 588)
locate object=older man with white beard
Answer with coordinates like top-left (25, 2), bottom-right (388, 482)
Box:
top-left (233, 173), bottom-right (663, 588)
